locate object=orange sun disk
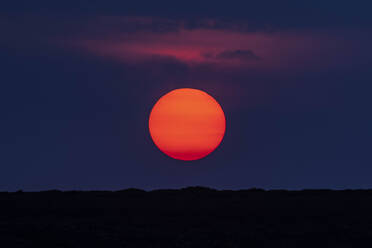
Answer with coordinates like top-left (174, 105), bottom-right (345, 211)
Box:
top-left (149, 88), bottom-right (226, 161)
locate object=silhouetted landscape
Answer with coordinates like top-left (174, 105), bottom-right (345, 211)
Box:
top-left (1, 187), bottom-right (372, 247)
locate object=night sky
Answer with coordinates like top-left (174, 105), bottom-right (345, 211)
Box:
top-left (1, 1), bottom-right (372, 191)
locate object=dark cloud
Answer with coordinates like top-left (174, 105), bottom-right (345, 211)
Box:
top-left (213, 50), bottom-right (260, 61)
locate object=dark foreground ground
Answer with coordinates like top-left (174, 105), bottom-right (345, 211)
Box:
top-left (1, 187), bottom-right (372, 247)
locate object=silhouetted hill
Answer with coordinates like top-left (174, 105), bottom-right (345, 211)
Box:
top-left (1, 188), bottom-right (372, 247)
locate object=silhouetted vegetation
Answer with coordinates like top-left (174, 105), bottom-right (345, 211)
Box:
top-left (1, 188), bottom-right (372, 247)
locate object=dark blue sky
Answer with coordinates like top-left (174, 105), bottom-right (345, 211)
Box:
top-left (1, 1), bottom-right (372, 191)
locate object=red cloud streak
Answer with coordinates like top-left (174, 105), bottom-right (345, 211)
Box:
top-left (57, 18), bottom-right (371, 73)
